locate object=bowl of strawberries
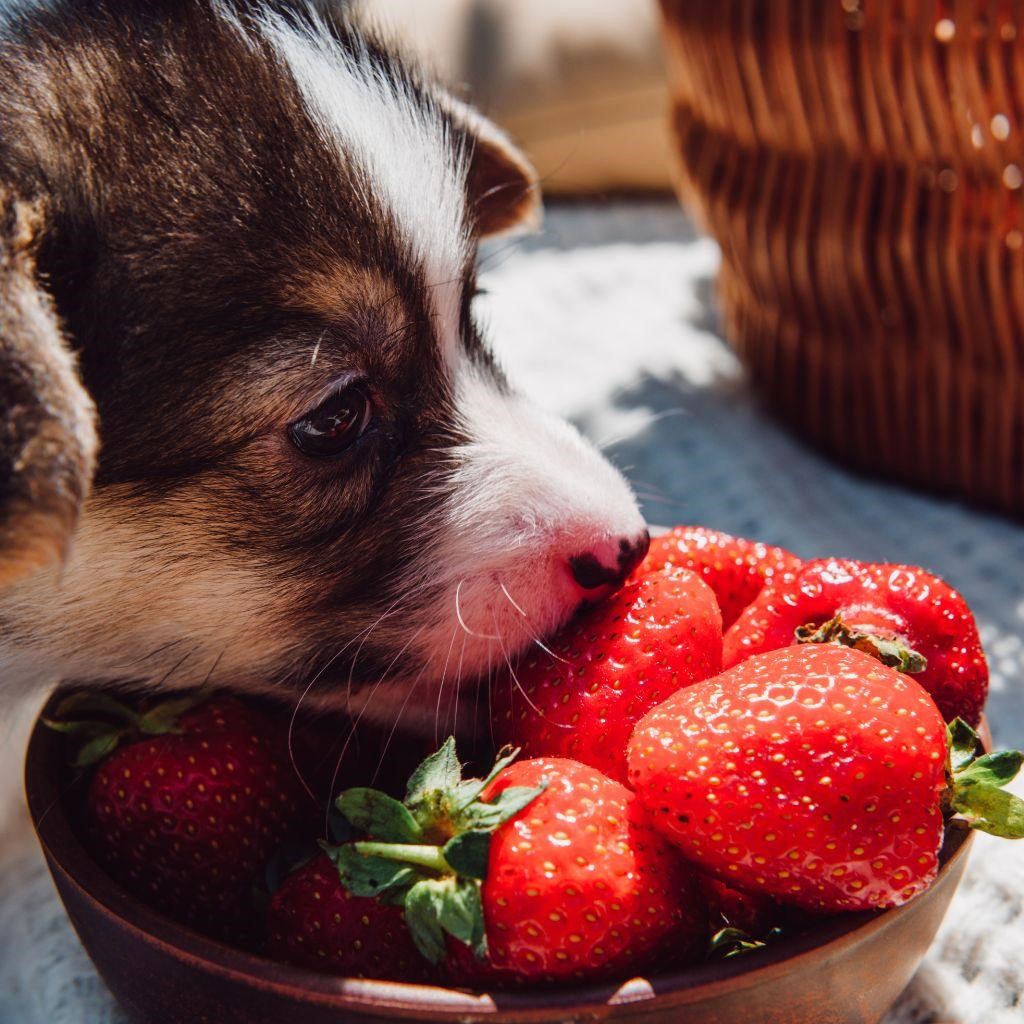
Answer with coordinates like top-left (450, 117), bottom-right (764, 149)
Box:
top-left (25, 526), bottom-right (1024, 1024)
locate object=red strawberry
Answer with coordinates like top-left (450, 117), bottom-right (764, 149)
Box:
top-left (492, 565), bottom-right (722, 783)
top-left (700, 875), bottom-right (779, 937)
top-left (48, 692), bottom-right (304, 941)
top-left (645, 526), bottom-right (802, 628)
top-left (723, 558), bottom-right (988, 724)
top-left (627, 645), bottom-right (1024, 913)
top-left (266, 853), bottom-right (433, 981)
top-left (327, 740), bottom-right (706, 987)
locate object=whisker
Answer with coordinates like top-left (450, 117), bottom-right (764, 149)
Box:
top-left (286, 614), bottom-right (391, 804)
top-left (345, 596), bottom-right (408, 706)
top-left (339, 574), bottom-right (441, 705)
top-left (486, 634), bottom-right (496, 751)
top-left (371, 661), bottom-right (430, 787)
top-left (286, 587), bottom-right (426, 805)
top-left (472, 637), bottom-right (489, 752)
top-left (595, 408), bottom-right (689, 452)
top-left (455, 577), bottom-right (501, 640)
top-left (634, 493), bottom-right (691, 512)
top-left (151, 649), bottom-right (195, 690)
top-left (128, 638), bottom-right (186, 667)
top-left (323, 624), bottom-right (428, 835)
top-left (434, 624), bottom-right (460, 749)
top-left (448, 632), bottom-right (467, 740)
top-left (498, 580), bottom-right (569, 665)
top-left (498, 580), bottom-right (527, 618)
top-left (491, 608), bottom-right (567, 730)
top-left (199, 649), bottom-right (226, 689)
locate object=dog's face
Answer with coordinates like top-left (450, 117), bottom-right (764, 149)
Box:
top-left (0, 1), bottom-right (646, 727)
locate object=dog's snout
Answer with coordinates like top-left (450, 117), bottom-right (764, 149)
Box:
top-left (621, 529), bottom-right (651, 575)
top-left (569, 529), bottom-right (650, 590)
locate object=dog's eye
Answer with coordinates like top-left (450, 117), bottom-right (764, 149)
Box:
top-left (289, 385), bottom-right (372, 458)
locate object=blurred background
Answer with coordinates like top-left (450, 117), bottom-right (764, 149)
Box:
top-left (362, 0), bottom-right (674, 196)
top-left (3, 4), bottom-right (1024, 1023)
top-left (369, 0), bottom-right (1024, 521)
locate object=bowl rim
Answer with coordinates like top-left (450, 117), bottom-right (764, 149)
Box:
top-left (24, 690), bottom-right (977, 1018)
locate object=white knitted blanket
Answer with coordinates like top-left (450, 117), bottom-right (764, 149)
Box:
top-left (1, 203), bottom-right (1022, 1024)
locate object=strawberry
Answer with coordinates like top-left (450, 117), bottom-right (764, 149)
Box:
top-left (266, 853), bottom-right (433, 981)
top-left (326, 740), bottom-right (706, 986)
top-left (644, 526), bottom-right (802, 628)
top-left (627, 645), bottom-right (1024, 913)
top-left (47, 692), bottom-right (304, 941)
top-left (723, 558), bottom-right (989, 724)
top-left (491, 565), bottom-right (722, 783)
top-left (700, 875), bottom-right (779, 937)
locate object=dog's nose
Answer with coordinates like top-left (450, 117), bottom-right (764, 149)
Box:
top-left (569, 529), bottom-right (650, 590)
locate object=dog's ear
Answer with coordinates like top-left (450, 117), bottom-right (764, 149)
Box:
top-left (442, 96), bottom-right (543, 239)
top-left (0, 191), bottom-right (98, 586)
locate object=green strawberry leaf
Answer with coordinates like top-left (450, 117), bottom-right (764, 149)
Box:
top-left (73, 731), bottom-right (125, 767)
top-left (453, 745), bottom-right (520, 807)
top-left (402, 876), bottom-right (486, 964)
top-left (324, 842), bottom-right (419, 898)
top-left (707, 927), bottom-right (766, 958)
top-left (947, 718), bottom-right (981, 772)
top-left (707, 926), bottom-right (784, 959)
top-left (848, 634), bottom-right (927, 674)
top-left (336, 788), bottom-right (424, 844)
top-left (945, 719), bottom-right (1024, 837)
top-left (403, 878), bottom-right (450, 964)
top-left (52, 692), bottom-right (139, 726)
top-left (456, 785), bottom-right (545, 832)
top-left (327, 805), bottom-right (359, 845)
top-left (955, 751), bottom-right (1024, 789)
top-left (42, 718), bottom-right (116, 739)
top-left (439, 878), bottom-right (487, 959)
top-left (136, 694), bottom-right (207, 736)
top-left (405, 737), bottom-right (462, 804)
top-left (442, 831), bottom-right (491, 881)
top-left (43, 700), bottom-right (130, 770)
top-left (951, 782), bottom-right (1024, 839)
top-left (327, 739), bottom-right (541, 965)
top-left (795, 616), bottom-right (927, 673)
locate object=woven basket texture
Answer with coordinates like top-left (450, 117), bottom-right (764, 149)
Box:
top-left (660, 0), bottom-right (1024, 514)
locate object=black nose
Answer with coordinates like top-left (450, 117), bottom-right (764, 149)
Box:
top-left (569, 530), bottom-right (650, 590)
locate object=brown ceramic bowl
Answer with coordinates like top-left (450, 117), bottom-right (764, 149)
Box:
top-left (25, 691), bottom-right (975, 1024)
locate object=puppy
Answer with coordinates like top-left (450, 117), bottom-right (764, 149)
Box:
top-left (0, 0), bottom-right (647, 734)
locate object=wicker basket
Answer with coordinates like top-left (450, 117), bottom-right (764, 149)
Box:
top-left (659, 0), bottom-right (1024, 514)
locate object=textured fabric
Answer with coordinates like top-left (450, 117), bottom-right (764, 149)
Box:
top-left (1, 203), bottom-right (1022, 1023)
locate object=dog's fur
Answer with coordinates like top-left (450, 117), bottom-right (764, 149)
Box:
top-left (0, 0), bottom-right (646, 732)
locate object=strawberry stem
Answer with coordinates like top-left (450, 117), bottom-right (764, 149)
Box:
top-left (353, 842), bottom-right (453, 875)
top-left (44, 688), bottom-right (214, 767)
top-left (944, 719), bottom-right (1024, 839)
top-left (324, 737), bottom-right (543, 964)
top-left (795, 615), bottom-right (927, 674)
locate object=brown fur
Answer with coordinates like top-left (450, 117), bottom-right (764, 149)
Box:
top-left (0, 0), bottom-right (540, 707)
top-left (0, 1), bottom-right (644, 733)
top-left (0, 190), bottom-right (98, 587)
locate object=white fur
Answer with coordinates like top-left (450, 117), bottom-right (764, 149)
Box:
top-left (412, 359), bottom-right (646, 684)
top-left (249, 8), bottom-right (469, 366)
